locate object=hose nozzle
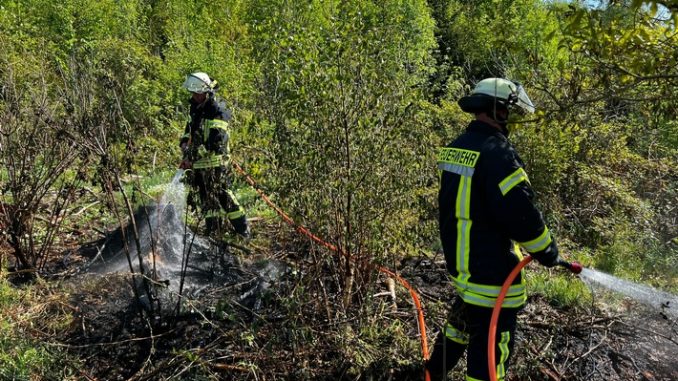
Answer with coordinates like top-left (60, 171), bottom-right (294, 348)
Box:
top-left (558, 260), bottom-right (583, 274)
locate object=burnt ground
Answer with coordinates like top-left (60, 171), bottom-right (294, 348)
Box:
top-left (5, 213), bottom-right (677, 381)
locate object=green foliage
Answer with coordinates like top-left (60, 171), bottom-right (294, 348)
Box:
top-left (245, 0), bottom-right (437, 302)
top-left (0, 345), bottom-right (54, 381)
top-left (429, 0), bottom-right (564, 84)
top-left (0, 279), bottom-right (73, 380)
top-left (0, 1), bottom-right (676, 375)
top-left (0, 34), bottom-right (90, 268)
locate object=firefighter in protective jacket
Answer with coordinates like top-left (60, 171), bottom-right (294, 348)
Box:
top-left (179, 72), bottom-right (250, 239)
top-left (425, 78), bottom-right (560, 381)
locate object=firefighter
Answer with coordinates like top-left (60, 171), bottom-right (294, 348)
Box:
top-left (179, 72), bottom-right (250, 239)
top-left (425, 78), bottom-right (560, 381)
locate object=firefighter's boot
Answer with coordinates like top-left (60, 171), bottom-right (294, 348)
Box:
top-left (205, 217), bottom-right (223, 237)
top-left (229, 215), bottom-right (250, 240)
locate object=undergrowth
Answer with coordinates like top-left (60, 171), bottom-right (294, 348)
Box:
top-left (0, 275), bottom-right (77, 380)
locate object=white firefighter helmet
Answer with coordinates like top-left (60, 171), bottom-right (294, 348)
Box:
top-left (182, 72), bottom-right (215, 94)
top-left (458, 78), bottom-right (535, 115)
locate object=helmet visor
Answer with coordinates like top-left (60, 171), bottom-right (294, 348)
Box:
top-left (513, 84), bottom-right (535, 114)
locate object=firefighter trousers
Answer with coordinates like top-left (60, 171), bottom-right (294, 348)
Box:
top-left (426, 297), bottom-right (519, 381)
top-left (186, 166), bottom-right (249, 237)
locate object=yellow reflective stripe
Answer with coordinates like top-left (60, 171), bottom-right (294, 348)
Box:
top-left (206, 208), bottom-right (244, 220)
top-left (438, 147), bottom-right (480, 168)
top-left (204, 209), bottom-right (228, 218)
top-left (456, 287), bottom-right (527, 308)
top-left (203, 119), bottom-right (229, 142)
top-left (181, 133), bottom-right (190, 139)
top-left (452, 277), bottom-right (526, 298)
top-left (513, 242), bottom-right (524, 260)
top-left (227, 210), bottom-right (245, 220)
top-left (207, 119), bottom-right (229, 131)
top-left (496, 331), bottom-right (510, 381)
top-left (438, 162), bottom-right (475, 176)
top-left (519, 227), bottom-right (552, 253)
top-left (498, 168), bottom-right (530, 196)
top-left (465, 376), bottom-right (485, 381)
top-left (455, 175), bottom-right (472, 283)
top-left (444, 322), bottom-right (469, 345)
top-left (225, 190), bottom-right (241, 207)
top-left (457, 175), bottom-right (471, 219)
top-left (454, 273), bottom-right (527, 308)
top-left (193, 161), bottom-right (221, 169)
top-left (193, 154), bottom-right (224, 169)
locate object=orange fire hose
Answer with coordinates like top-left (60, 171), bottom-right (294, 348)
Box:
top-left (487, 256), bottom-right (532, 381)
top-left (231, 161), bottom-right (431, 380)
top-left (488, 257), bottom-right (582, 381)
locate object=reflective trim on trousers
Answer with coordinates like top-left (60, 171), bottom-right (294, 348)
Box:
top-left (204, 209), bottom-right (228, 219)
top-left (496, 331), bottom-right (511, 381)
top-left (227, 209), bottom-right (245, 220)
top-left (444, 322), bottom-right (470, 345)
top-left (225, 189), bottom-right (241, 206)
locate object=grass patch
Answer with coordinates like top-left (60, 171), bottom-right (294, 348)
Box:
top-left (525, 244), bottom-right (594, 309)
top-left (528, 269), bottom-right (592, 309)
top-left (0, 277), bottom-right (77, 380)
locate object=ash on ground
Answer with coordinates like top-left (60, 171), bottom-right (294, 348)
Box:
top-left (79, 202), bottom-right (287, 317)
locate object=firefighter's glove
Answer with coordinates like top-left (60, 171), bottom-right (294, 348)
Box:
top-left (535, 240), bottom-right (560, 268)
top-left (179, 159), bottom-right (192, 169)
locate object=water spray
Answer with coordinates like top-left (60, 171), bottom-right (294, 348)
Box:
top-left (487, 256), bottom-right (583, 381)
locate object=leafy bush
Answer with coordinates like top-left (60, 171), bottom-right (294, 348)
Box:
top-left (247, 0), bottom-right (437, 307)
